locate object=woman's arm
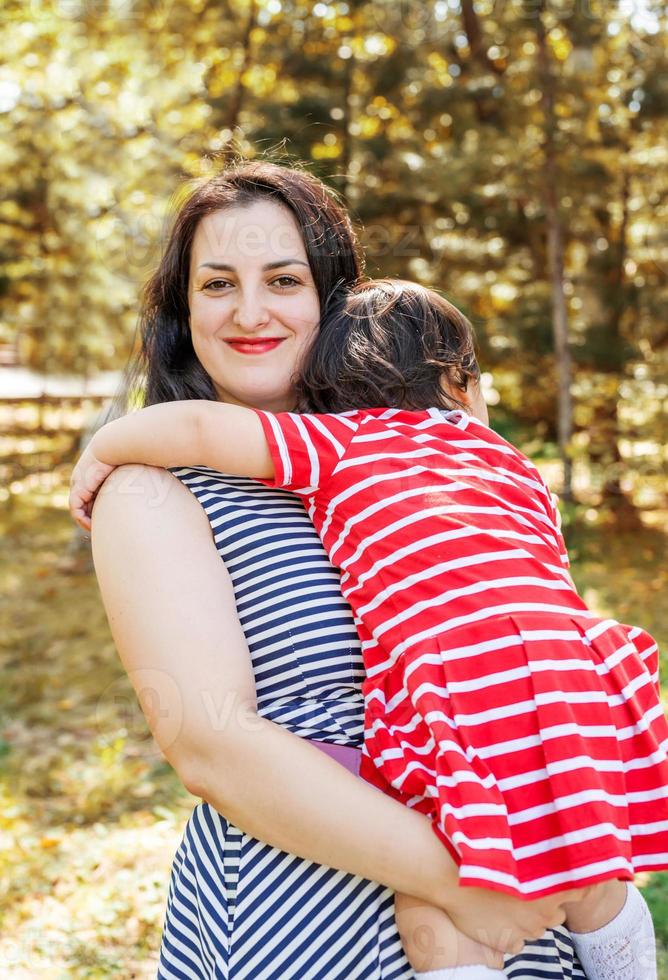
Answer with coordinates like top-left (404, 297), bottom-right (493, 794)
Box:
top-left (89, 464), bottom-right (571, 953)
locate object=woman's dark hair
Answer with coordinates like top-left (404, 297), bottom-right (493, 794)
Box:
top-left (106, 160), bottom-right (363, 419)
top-left (295, 279), bottom-right (480, 414)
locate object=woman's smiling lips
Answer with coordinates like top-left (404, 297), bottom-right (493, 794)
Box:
top-left (224, 337), bottom-right (286, 355)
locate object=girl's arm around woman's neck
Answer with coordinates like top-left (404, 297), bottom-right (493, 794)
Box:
top-left (92, 400), bottom-right (274, 480)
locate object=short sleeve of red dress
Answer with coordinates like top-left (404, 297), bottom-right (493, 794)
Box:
top-left (252, 410), bottom-right (358, 495)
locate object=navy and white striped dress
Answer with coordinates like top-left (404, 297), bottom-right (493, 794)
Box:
top-left (157, 468), bottom-right (586, 980)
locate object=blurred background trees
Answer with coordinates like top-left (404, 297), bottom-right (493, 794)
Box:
top-left (1, 3), bottom-right (667, 972)
top-left (1, 0), bottom-right (666, 513)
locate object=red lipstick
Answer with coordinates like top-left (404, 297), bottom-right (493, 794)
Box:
top-left (224, 338), bottom-right (285, 355)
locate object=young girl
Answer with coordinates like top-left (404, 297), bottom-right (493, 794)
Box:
top-left (71, 279), bottom-right (666, 980)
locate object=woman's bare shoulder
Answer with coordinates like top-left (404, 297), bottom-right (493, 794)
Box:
top-left (91, 463), bottom-right (213, 538)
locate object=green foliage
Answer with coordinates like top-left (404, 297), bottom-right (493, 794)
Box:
top-left (646, 874), bottom-right (668, 949)
top-left (1, 5), bottom-right (666, 973)
top-left (0, 0), bottom-right (665, 501)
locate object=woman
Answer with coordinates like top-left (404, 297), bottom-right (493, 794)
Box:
top-left (89, 162), bottom-right (586, 979)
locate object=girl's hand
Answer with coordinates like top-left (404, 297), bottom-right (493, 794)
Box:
top-left (69, 441), bottom-right (117, 532)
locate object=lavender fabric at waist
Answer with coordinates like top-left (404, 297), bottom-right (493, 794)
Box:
top-left (310, 739), bottom-right (362, 776)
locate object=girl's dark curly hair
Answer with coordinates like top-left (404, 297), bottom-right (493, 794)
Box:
top-left (296, 279), bottom-right (481, 414)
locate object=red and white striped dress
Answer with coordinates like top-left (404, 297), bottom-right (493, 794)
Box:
top-left (255, 406), bottom-right (668, 898)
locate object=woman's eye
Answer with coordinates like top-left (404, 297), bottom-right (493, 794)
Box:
top-left (203, 279), bottom-right (231, 291)
top-left (271, 275), bottom-right (300, 288)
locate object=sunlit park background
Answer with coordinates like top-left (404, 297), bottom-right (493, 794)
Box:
top-left (1, 0), bottom-right (667, 974)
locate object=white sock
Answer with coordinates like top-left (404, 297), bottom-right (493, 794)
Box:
top-left (570, 882), bottom-right (657, 980)
top-left (414, 967), bottom-right (505, 980)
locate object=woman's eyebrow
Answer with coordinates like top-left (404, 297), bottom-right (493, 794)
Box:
top-left (264, 259), bottom-right (310, 271)
top-left (197, 259), bottom-right (310, 271)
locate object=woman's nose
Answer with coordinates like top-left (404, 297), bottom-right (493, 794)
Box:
top-left (232, 290), bottom-right (271, 331)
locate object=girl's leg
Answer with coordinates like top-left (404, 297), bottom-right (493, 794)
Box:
top-left (563, 880), bottom-right (657, 980)
top-left (394, 892), bottom-right (505, 980)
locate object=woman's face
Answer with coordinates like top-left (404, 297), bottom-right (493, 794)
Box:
top-left (188, 200), bottom-right (320, 412)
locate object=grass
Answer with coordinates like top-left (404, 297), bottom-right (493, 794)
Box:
top-left (1, 476), bottom-right (667, 976)
top-left (0, 483), bottom-right (195, 977)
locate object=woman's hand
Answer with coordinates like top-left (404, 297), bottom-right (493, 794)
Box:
top-left (69, 439), bottom-right (117, 532)
top-left (447, 884), bottom-right (587, 956)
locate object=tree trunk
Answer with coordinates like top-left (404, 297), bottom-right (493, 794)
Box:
top-left (535, 9), bottom-right (574, 500)
top-left (223, 0), bottom-right (258, 153)
top-left (602, 169), bottom-right (629, 501)
top-left (338, 49), bottom-right (354, 205)
top-left (460, 0), bottom-right (505, 76)
top-left (591, 169), bottom-right (641, 525)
